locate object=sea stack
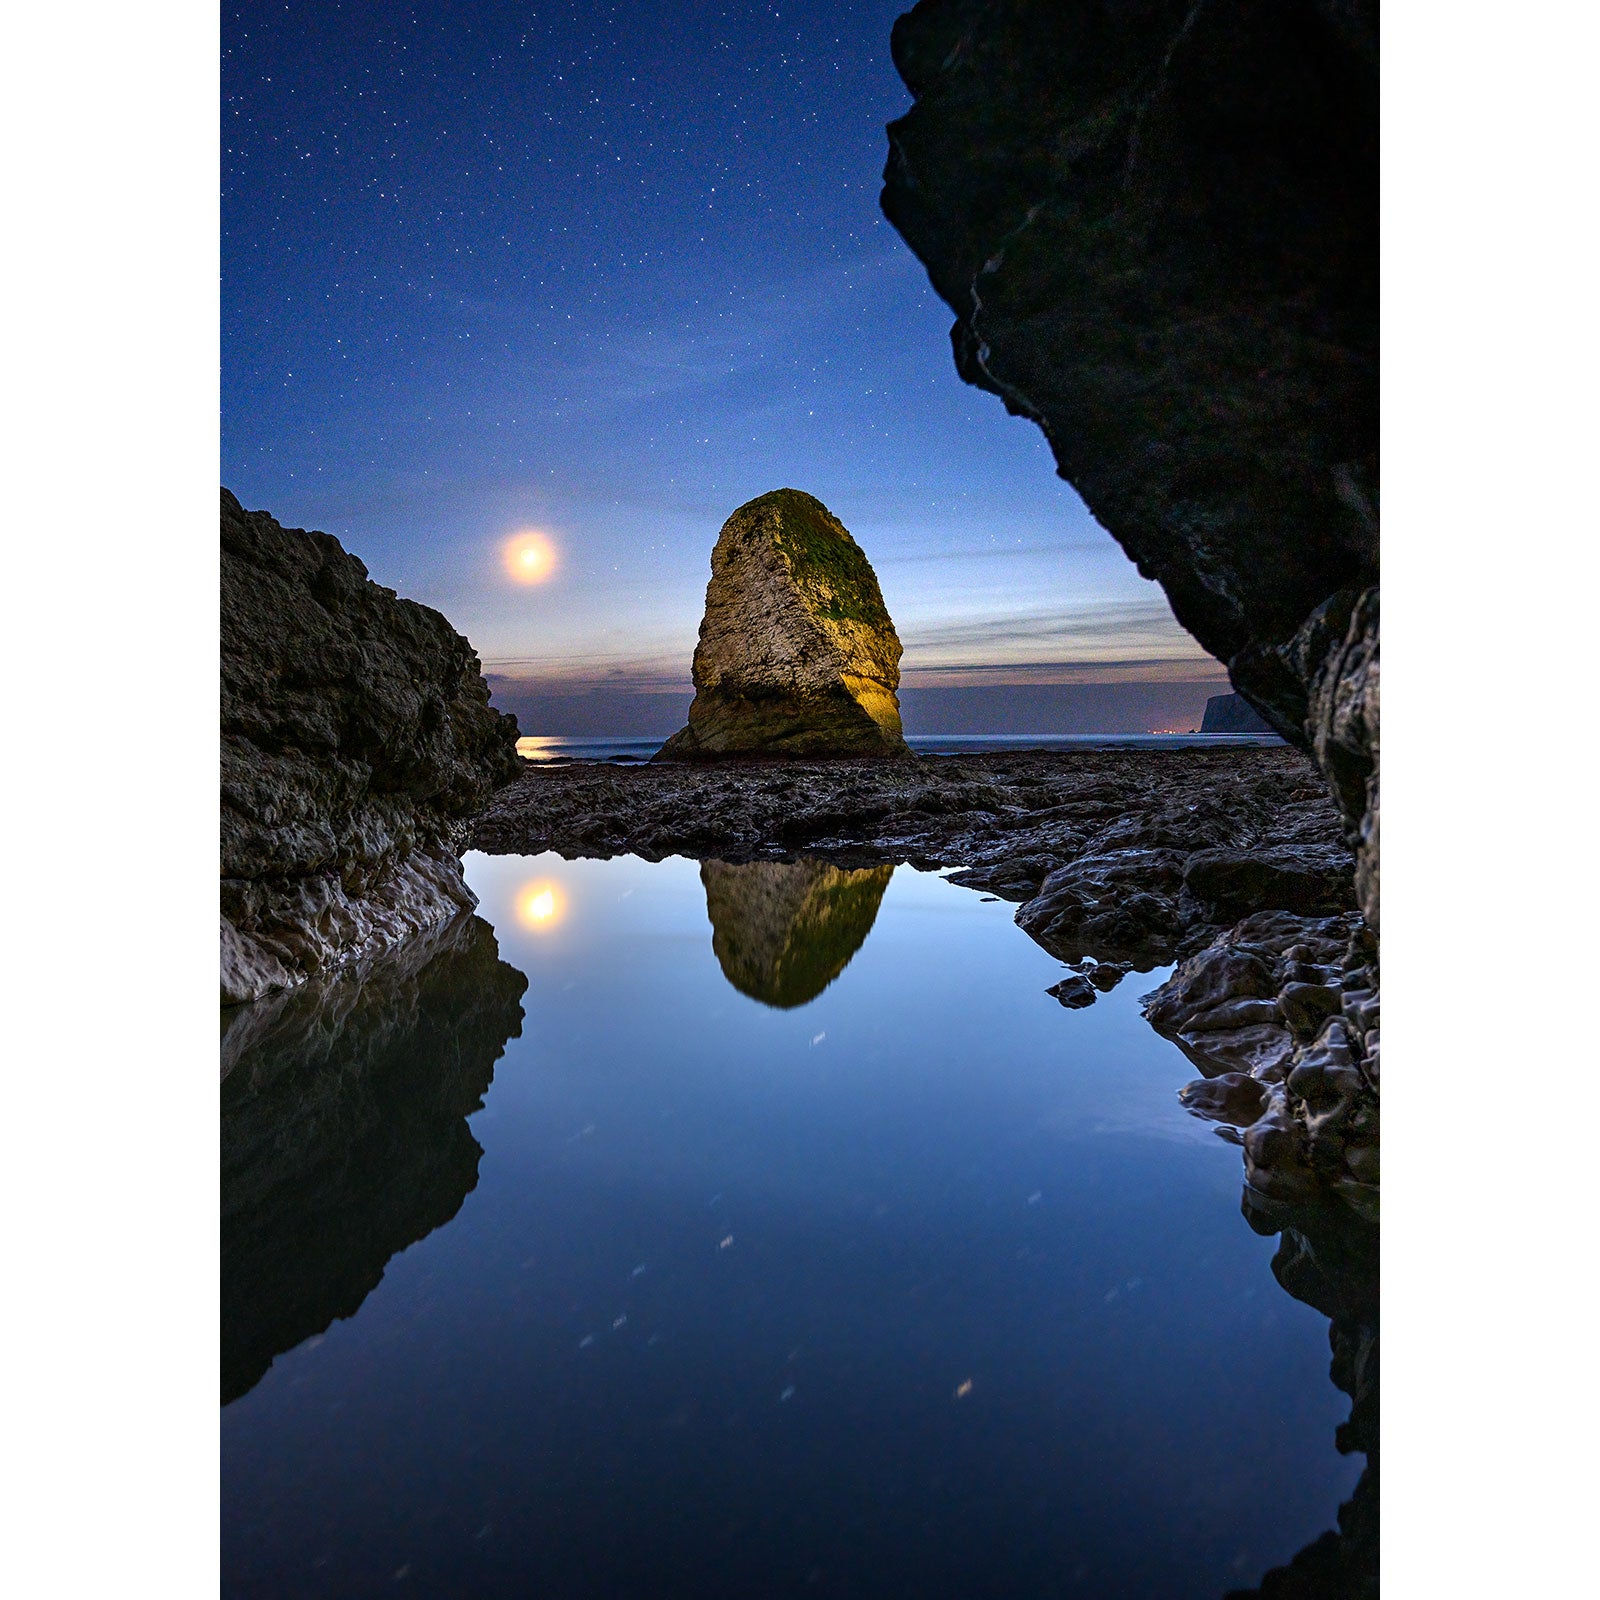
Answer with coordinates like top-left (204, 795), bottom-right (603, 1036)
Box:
top-left (656, 489), bottom-right (909, 759)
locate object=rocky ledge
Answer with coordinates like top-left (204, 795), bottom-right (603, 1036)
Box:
top-left (221, 489), bottom-right (520, 1004)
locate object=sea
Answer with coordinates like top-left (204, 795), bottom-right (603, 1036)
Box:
top-left (515, 731), bottom-right (1286, 763)
top-left (221, 845), bottom-right (1358, 1600)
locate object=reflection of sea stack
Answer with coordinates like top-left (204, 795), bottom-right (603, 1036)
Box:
top-left (701, 859), bottom-right (893, 1007)
top-left (656, 489), bottom-right (910, 759)
top-left (220, 913), bottom-right (526, 1404)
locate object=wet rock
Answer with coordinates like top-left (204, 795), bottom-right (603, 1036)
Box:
top-left (221, 489), bottom-right (519, 1003)
top-left (947, 850), bottom-right (1065, 901)
top-left (1178, 1073), bottom-right (1268, 1127)
top-left (1181, 997), bottom-right (1282, 1034)
top-left (1183, 844), bottom-right (1357, 919)
top-left (1016, 849), bottom-right (1188, 966)
top-left (1046, 975), bottom-right (1097, 1009)
top-left (1280, 982), bottom-right (1345, 1038)
top-left (479, 746), bottom-right (1335, 886)
top-left (1244, 1104), bottom-right (1322, 1201)
top-left (1173, 1023), bottom-right (1298, 1085)
top-left (1143, 946), bottom-right (1278, 1032)
top-left (1144, 909), bottom-right (1377, 1214)
top-left (1344, 1142), bottom-right (1380, 1187)
top-left (656, 489), bottom-right (909, 759)
top-left (1341, 986), bottom-right (1379, 1042)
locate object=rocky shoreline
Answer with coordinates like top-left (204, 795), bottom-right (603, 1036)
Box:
top-left (474, 744), bottom-right (1378, 1221)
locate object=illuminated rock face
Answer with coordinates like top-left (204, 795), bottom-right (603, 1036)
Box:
top-left (657, 489), bottom-right (909, 759)
top-left (701, 859), bottom-right (894, 1008)
top-left (221, 488), bottom-right (520, 1003)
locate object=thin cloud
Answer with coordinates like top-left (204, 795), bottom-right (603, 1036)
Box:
top-left (901, 599), bottom-right (1217, 665)
top-left (877, 539), bottom-right (1109, 564)
top-left (901, 659), bottom-right (1228, 688)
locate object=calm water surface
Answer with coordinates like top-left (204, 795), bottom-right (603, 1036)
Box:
top-left (221, 852), bottom-right (1358, 1599)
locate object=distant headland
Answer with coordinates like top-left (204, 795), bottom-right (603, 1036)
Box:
top-left (1199, 692), bottom-right (1276, 735)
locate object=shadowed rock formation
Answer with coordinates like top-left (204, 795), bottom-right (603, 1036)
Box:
top-left (221, 488), bottom-right (520, 1003)
top-left (220, 913), bottom-right (526, 1404)
top-left (1201, 693), bottom-right (1275, 735)
top-left (701, 859), bottom-right (894, 1007)
top-left (880, 0), bottom-right (1377, 925)
top-left (656, 490), bottom-right (909, 759)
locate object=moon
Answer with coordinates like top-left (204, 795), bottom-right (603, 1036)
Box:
top-left (503, 530), bottom-right (558, 584)
top-left (516, 880), bottom-right (566, 930)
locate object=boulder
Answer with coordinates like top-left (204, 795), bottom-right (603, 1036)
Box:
top-left (1046, 974), bottom-right (1097, 1009)
top-left (656, 489), bottom-right (910, 759)
top-left (221, 488), bottom-right (520, 1004)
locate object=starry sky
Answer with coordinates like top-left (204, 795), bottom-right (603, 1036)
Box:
top-left (223, 0), bottom-right (1226, 731)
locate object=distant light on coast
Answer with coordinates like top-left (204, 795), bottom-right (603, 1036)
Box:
top-left (516, 880), bottom-right (566, 930)
top-left (503, 530), bottom-right (558, 585)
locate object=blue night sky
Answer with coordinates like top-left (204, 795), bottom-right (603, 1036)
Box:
top-left (222, 0), bottom-right (1223, 722)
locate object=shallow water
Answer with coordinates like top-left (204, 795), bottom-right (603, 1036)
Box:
top-left (221, 852), bottom-right (1360, 1599)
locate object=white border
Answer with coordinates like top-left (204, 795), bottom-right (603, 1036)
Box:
top-left (6, 2), bottom-right (219, 1594)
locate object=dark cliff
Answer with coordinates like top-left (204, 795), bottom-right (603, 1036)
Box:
top-left (1201, 692), bottom-right (1275, 735)
top-left (221, 488), bottom-right (521, 1003)
top-left (880, 0), bottom-right (1377, 923)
